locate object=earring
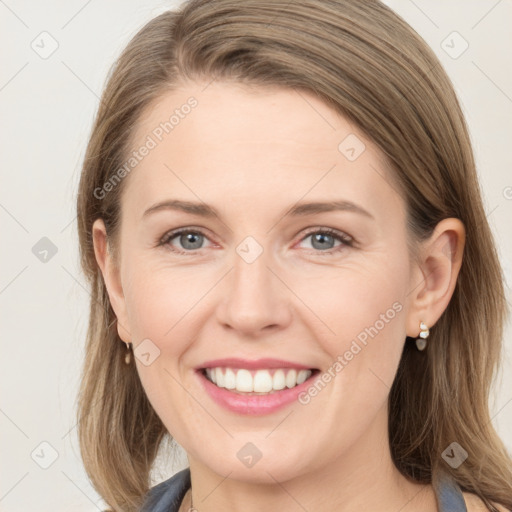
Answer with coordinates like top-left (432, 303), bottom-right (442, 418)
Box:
top-left (415, 321), bottom-right (429, 351)
top-left (124, 342), bottom-right (132, 365)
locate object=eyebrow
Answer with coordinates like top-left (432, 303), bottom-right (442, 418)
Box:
top-left (142, 199), bottom-right (374, 220)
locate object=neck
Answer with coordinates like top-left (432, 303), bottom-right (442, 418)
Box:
top-left (184, 404), bottom-right (437, 512)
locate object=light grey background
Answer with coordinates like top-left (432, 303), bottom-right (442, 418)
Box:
top-left (1, 1), bottom-right (511, 510)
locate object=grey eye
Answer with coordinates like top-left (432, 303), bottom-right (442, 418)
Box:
top-left (177, 232), bottom-right (204, 250)
top-left (309, 232), bottom-right (336, 250)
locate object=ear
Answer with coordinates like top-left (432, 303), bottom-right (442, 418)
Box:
top-left (405, 217), bottom-right (466, 338)
top-left (92, 218), bottom-right (132, 343)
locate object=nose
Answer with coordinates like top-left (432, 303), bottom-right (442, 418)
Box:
top-left (215, 242), bottom-right (292, 337)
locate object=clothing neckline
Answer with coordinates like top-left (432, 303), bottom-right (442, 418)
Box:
top-left (140, 467), bottom-right (468, 512)
top-left (433, 469), bottom-right (468, 511)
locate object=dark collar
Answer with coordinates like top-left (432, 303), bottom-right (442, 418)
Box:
top-left (140, 468), bottom-right (191, 512)
top-left (140, 467), bottom-right (468, 511)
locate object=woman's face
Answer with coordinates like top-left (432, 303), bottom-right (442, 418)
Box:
top-left (95, 81), bottom-right (425, 483)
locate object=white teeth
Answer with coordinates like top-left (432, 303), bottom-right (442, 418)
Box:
top-left (285, 369), bottom-right (297, 388)
top-left (236, 369), bottom-right (253, 392)
top-left (296, 369), bottom-right (309, 385)
top-left (272, 369), bottom-right (286, 390)
top-left (215, 367), bottom-right (225, 387)
top-left (224, 368), bottom-right (236, 389)
top-left (204, 367), bottom-right (313, 393)
top-left (253, 370), bottom-right (273, 393)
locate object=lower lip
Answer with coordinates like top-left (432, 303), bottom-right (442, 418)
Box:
top-left (196, 370), bottom-right (317, 415)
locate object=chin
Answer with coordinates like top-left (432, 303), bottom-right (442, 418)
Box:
top-left (196, 446), bottom-right (314, 485)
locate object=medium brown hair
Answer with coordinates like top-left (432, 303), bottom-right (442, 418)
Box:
top-left (76, 1), bottom-right (512, 510)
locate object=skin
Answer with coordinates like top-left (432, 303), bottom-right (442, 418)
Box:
top-left (93, 80), bottom-right (466, 511)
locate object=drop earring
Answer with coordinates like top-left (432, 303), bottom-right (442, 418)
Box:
top-left (415, 321), bottom-right (429, 351)
top-left (124, 342), bottom-right (132, 364)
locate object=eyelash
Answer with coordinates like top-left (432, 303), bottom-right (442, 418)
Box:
top-left (158, 227), bottom-right (354, 256)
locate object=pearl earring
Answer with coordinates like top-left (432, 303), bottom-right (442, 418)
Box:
top-left (124, 342), bottom-right (132, 364)
top-left (415, 321), bottom-right (429, 351)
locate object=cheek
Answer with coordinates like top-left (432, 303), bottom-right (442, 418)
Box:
top-left (302, 254), bottom-right (409, 404)
top-left (124, 263), bottom-right (208, 345)
top-left (291, 278), bottom-right (406, 459)
top-left (300, 256), bottom-right (408, 357)
top-left (124, 267), bottom-right (205, 431)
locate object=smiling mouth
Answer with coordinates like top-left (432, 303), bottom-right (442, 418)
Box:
top-left (201, 367), bottom-right (320, 395)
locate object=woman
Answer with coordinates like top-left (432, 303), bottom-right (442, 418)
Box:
top-left (75, 0), bottom-right (512, 511)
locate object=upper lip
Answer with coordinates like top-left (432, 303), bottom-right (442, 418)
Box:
top-left (196, 358), bottom-right (316, 370)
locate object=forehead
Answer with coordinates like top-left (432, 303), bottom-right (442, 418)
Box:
top-left (133, 81), bottom-right (347, 153)
top-left (122, 80), bottom-right (402, 222)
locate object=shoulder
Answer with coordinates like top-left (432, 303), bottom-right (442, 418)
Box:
top-left (462, 492), bottom-right (510, 512)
